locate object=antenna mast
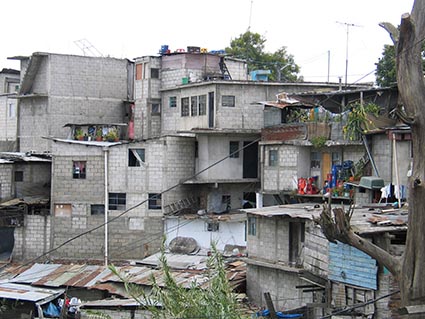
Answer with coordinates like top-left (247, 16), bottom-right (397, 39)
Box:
top-left (336, 21), bottom-right (362, 87)
top-left (248, 0), bottom-right (253, 30)
top-left (74, 39), bottom-right (103, 57)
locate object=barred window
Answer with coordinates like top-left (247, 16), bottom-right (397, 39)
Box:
top-left (198, 95), bottom-right (207, 115)
top-left (191, 96), bottom-right (198, 116)
top-left (181, 97), bottom-right (190, 117)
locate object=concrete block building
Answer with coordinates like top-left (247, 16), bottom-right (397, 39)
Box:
top-left (0, 68), bottom-right (20, 151)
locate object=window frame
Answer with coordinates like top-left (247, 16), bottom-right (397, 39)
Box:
top-left (91, 204), bottom-right (105, 215)
top-left (206, 222), bottom-right (220, 232)
top-left (148, 193), bottom-right (162, 210)
top-left (248, 216), bottom-right (256, 236)
top-left (191, 96), bottom-right (198, 116)
top-left (169, 96), bottom-right (177, 108)
top-left (151, 68), bottom-right (159, 79)
top-left (269, 150), bottom-right (278, 166)
top-left (198, 94), bottom-right (207, 115)
top-left (151, 103), bottom-right (161, 114)
top-left (109, 193), bottom-right (126, 210)
top-left (229, 141), bottom-right (240, 158)
top-left (181, 97), bottom-right (190, 117)
top-left (311, 151), bottom-right (321, 169)
top-left (128, 149), bottom-right (145, 167)
top-left (14, 171), bottom-right (23, 182)
top-left (222, 95), bottom-right (235, 107)
top-left (73, 161), bottom-right (86, 179)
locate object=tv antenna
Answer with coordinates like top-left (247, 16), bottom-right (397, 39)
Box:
top-left (248, 0), bottom-right (253, 30)
top-left (74, 39), bottom-right (103, 57)
top-left (336, 21), bottom-right (362, 87)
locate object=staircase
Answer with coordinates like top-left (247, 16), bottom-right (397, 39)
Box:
top-left (163, 197), bottom-right (198, 215)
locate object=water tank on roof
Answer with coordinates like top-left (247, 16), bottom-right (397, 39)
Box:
top-left (251, 70), bottom-right (271, 81)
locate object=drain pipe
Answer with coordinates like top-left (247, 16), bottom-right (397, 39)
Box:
top-left (103, 147), bottom-right (109, 266)
top-left (362, 135), bottom-right (379, 177)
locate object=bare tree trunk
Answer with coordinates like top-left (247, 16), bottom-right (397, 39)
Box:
top-left (395, 2), bottom-right (425, 307)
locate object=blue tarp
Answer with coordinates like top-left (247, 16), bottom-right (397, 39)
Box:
top-left (256, 309), bottom-right (303, 318)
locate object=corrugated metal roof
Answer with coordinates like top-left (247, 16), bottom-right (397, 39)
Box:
top-left (6, 259), bottom-right (246, 293)
top-left (80, 298), bottom-right (144, 308)
top-left (241, 203), bottom-right (408, 234)
top-left (0, 282), bottom-right (64, 303)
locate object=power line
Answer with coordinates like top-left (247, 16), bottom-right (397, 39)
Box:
top-left (6, 138), bottom-right (261, 275)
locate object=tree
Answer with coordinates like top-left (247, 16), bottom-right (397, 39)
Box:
top-left (375, 44), bottom-right (396, 87)
top-left (316, 1), bottom-right (425, 314)
top-left (225, 31), bottom-right (300, 82)
top-left (110, 242), bottom-right (243, 319)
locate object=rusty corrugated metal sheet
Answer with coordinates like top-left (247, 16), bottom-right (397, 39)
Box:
top-left (0, 282), bottom-right (64, 303)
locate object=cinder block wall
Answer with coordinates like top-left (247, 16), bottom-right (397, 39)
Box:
top-left (13, 215), bottom-right (50, 261)
top-left (0, 164), bottom-right (13, 200)
top-left (247, 264), bottom-right (312, 310)
top-left (19, 54), bottom-right (130, 153)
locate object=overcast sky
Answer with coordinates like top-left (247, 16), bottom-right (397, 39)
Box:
top-left (2, 0), bottom-right (414, 84)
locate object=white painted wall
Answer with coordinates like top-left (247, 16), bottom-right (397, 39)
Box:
top-left (165, 217), bottom-right (246, 251)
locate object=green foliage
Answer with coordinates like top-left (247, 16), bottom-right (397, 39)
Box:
top-left (85, 310), bottom-right (112, 319)
top-left (343, 102), bottom-right (380, 140)
top-left (225, 31), bottom-right (300, 82)
top-left (310, 136), bottom-right (328, 148)
top-left (375, 45), bottom-right (396, 87)
top-left (110, 240), bottom-right (243, 319)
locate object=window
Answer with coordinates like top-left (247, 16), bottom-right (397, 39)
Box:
top-left (191, 96), bottom-right (198, 116)
top-left (54, 204), bottom-right (72, 217)
top-left (289, 222), bottom-right (305, 265)
top-left (128, 149), bottom-right (145, 167)
top-left (14, 171), bottom-right (23, 182)
top-left (73, 161), bottom-right (86, 179)
top-left (152, 103), bottom-right (160, 114)
top-left (198, 95), bottom-right (207, 115)
top-left (195, 141), bottom-right (198, 158)
top-left (222, 195), bottom-right (231, 211)
top-left (148, 193), bottom-right (162, 209)
top-left (229, 141), bottom-right (239, 158)
top-left (169, 96), bottom-right (177, 108)
top-left (311, 152), bottom-right (321, 169)
top-left (151, 68), bottom-right (159, 79)
top-left (135, 64), bottom-right (143, 80)
top-left (222, 95), bottom-right (235, 107)
top-left (91, 205), bottom-right (105, 215)
top-left (248, 216), bottom-right (256, 236)
top-left (181, 97), bottom-right (190, 116)
top-left (206, 222), bottom-right (220, 232)
top-left (109, 193), bottom-right (126, 210)
top-left (269, 150), bottom-right (278, 166)
top-left (332, 152), bottom-right (341, 166)
top-left (8, 103), bottom-right (16, 118)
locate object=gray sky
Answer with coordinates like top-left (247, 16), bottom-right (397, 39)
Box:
top-left (2, 0), bottom-right (414, 83)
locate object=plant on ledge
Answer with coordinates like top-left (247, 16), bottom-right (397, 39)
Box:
top-left (310, 135), bottom-right (327, 148)
top-left (105, 128), bottom-right (119, 142)
top-left (343, 102), bottom-right (380, 141)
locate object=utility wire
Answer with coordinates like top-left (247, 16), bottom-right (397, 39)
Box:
top-left (6, 138), bottom-right (261, 275)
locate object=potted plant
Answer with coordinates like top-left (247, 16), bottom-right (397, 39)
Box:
top-left (74, 127), bottom-right (84, 140)
top-left (105, 128), bottom-right (119, 142)
top-left (95, 127), bottom-right (103, 141)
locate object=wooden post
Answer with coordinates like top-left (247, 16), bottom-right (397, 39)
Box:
top-left (264, 292), bottom-right (278, 319)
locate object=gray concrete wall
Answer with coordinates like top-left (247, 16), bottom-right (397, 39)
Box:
top-left (0, 96), bottom-right (18, 146)
top-left (0, 164), bottom-right (13, 200)
top-left (13, 215), bottom-right (50, 261)
top-left (263, 144), bottom-right (305, 193)
top-left (14, 162), bottom-right (51, 198)
top-left (19, 54), bottom-right (131, 153)
top-left (196, 134), bottom-right (258, 180)
top-left (50, 135), bottom-right (195, 260)
top-left (247, 264), bottom-right (313, 310)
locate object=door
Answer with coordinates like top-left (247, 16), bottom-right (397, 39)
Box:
top-left (208, 92), bottom-right (214, 128)
top-left (243, 141), bottom-right (258, 178)
top-left (321, 152), bottom-right (331, 185)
